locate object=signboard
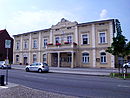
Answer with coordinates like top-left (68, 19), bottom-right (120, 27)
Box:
top-left (5, 40), bottom-right (11, 48)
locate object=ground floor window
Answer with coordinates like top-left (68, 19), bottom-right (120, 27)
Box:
top-left (100, 52), bottom-right (106, 63)
top-left (67, 54), bottom-right (72, 63)
top-left (43, 54), bottom-right (47, 63)
top-left (16, 55), bottom-right (19, 63)
top-left (33, 54), bottom-right (37, 63)
top-left (82, 53), bottom-right (89, 63)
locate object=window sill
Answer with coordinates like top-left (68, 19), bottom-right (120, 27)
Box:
top-left (98, 43), bottom-right (108, 45)
top-left (100, 62), bottom-right (107, 64)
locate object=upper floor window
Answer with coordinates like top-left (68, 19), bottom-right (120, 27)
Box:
top-left (67, 36), bottom-right (72, 43)
top-left (82, 52), bottom-right (89, 63)
top-left (82, 34), bottom-right (89, 45)
top-left (16, 41), bottom-right (20, 50)
top-left (55, 37), bottom-right (60, 43)
top-left (43, 39), bottom-right (48, 48)
top-left (99, 32), bottom-right (106, 44)
top-left (100, 52), bottom-right (106, 63)
top-left (33, 39), bottom-right (37, 49)
top-left (24, 40), bottom-right (28, 49)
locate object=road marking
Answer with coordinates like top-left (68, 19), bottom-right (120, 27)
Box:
top-left (0, 86), bottom-right (8, 89)
top-left (24, 75), bottom-right (47, 80)
top-left (118, 85), bottom-right (130, 88)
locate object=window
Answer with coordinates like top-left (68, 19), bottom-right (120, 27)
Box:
top-left (67, 54), bottom-right (72, 63)
top-left (82, 53), bottom-right (89, 63)
top-left (33, 39), bottom-right (37, 48)
top-left (82, 34), bottom-right (88, 45)
top-left (24, 40), bottom-right (28, 49)
top-left (67, 36), bottom-right (72, 43)
top-left (43, 54), bottom-right (47, 63)
top-left (16, 55), bottom-right (19, 63)
top-left (33, 54), bottom-right (37, 63)
top-left (55, 37), bottom-right (60, 43)
top-left (100, 52), bottom-right (106, 63)
top-left (99, 33), bottom-right (106, 44)
top-left (16, 41), bottom-right (20, 50)
top-left (43, 39), bottom-right (48, 48)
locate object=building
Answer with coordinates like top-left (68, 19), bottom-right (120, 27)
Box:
top-left (13, 18), bottom-right (117, 68)
top-left (0, 29), bottom-right (13, 64)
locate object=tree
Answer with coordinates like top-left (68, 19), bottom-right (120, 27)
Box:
top-left (106, 19), bottom-right (130, 73)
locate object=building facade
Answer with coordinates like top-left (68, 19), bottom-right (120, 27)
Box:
top-left (0, 29), bottom-right (13, 63)
top-left (13, 18), bottom-right (117, 68)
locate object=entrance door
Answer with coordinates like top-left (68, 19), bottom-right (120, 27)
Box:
top-left (51, 53), bottom-right (58, 67)
top-left (23, 57), bottom-right (27, 65)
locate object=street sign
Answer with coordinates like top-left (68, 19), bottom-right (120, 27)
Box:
top-left (5, 40), bottom-right (11, 48)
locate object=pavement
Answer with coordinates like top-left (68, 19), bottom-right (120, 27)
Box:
top-left (10, 64), bottom-right (130, 76)
top-left (0, 83), bottom-right (78, 98)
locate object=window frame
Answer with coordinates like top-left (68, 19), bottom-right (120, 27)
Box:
top-left (81, 34), bottom-right (89, 45)
top-left (100, 52), bottom-right (107, 64)
top-left (99, 32), bottom-right (107, 44)
top-left (82, 52), bottom-right (89, 64)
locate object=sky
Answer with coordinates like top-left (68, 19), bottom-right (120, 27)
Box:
top-left (0, 0), bottom-right (130, 40)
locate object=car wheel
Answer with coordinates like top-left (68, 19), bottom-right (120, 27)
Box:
top-left (1, 66), bottom-right (4, 69)
top-left (38, 69), bottom-right (42, 73)
top-left (26, 68), bottom-right (30, 72)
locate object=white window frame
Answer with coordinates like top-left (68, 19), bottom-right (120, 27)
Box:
top-left (33, 54), bottom-right (37, 63)
top-left (82, 52), bottom-right (89, 64)
top-left (100, 52), bottom-right (107, 63)
top-left (43, 54), bottom-right (47, 63)
top-left (33, 39), bottom-right (38, 49)
top-left (24, 40), bottom-right (28, 49)
top-left (55, 36), bottom-right (61, 44)
top-left (16, 55), bottom-right (19, 63)
top-left (43, 38), bottom-right (48, 48)
top-left (99, 32), bottom-right (107, 44)
top-left (16, 41), bottom-right (20, 50)
top-left (81, 33), bottom-right (89, 45)
top-left (67, 35), bottom-right (72, 43)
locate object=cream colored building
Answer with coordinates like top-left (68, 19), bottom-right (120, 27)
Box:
top-left (13, 18), bottom-right (117, 68)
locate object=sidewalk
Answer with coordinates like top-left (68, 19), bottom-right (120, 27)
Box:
top-left (10, 64), bottom-right (125, 76)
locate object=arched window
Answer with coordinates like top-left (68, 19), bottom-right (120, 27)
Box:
top-left (43, 54), bottom-right (47, 63)
top-left (33, 54), bottom-right (37, 63)
top-left (100, 52), bottom-right (106, 63)
top-left (82, 53), bottom-right (89, 63)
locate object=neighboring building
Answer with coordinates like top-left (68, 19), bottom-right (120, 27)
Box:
top-left (13, 18), bottom-right (117, 68)
top-left (0, 29), bottom-right (13, 64)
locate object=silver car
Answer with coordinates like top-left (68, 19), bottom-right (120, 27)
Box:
top-left (25, 62), bottom-right (49, 72)
top-left (0, 61), bottom-right (11, 69)
top-left (123, 62), bottom-right (130, 68)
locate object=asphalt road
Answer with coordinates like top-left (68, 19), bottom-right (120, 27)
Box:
top-left (1, 69), bottom-right (130, 98)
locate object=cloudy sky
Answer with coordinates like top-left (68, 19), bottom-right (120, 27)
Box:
top-left (0, 0), bottom-right (130, 40)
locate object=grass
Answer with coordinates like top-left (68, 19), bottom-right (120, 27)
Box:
top-left (110, 73), bottom-right (130, 79)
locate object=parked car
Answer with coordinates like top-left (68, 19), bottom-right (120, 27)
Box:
top-left (123, 62), bottom-right (130, 68)
top-left (25, 62), bottom-right (49, 72)
top-left (0, 61), bottom-right (11, 69)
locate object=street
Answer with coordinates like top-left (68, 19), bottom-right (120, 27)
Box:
top-left (1, 69), bottom-right (130, 98)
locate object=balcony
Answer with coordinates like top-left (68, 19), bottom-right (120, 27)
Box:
top-left (47, 42), bottom-right (78, 50)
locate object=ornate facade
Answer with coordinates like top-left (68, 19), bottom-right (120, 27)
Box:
top-left (13, 18), bottom-right (116, 68)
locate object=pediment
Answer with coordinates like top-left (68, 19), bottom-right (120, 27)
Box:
top-left (51, 18), bottom-right (78, 29)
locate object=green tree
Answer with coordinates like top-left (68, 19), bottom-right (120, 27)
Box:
top-left (106, 19), bottom-right (130, 73)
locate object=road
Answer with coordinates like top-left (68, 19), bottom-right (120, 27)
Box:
top-left (1, 69), bottom-right (130, 98)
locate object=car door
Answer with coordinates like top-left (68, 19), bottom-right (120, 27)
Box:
top-left (29, 63), bottom-right (36, 71)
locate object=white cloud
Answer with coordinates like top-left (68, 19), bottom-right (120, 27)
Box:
top-left (100, 9), bottom-right (108, 19)
top-left (7, 10), bottom-right (75, 35)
